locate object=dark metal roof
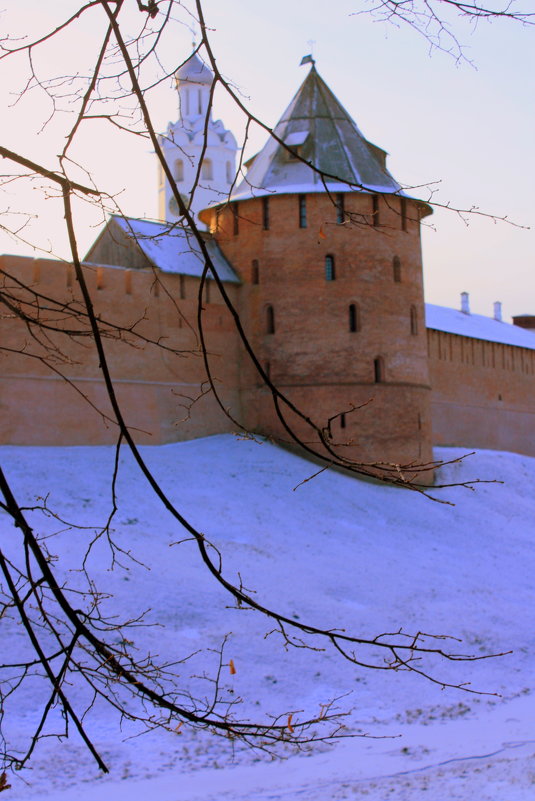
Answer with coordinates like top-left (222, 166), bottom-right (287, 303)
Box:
top-left (232, 66), bottom-right (402, 201)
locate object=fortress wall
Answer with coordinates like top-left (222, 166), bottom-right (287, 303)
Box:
top-left (4, 250), bottom-right (534, 463)
top-left (0, 254), bottom-right (242, 445)
top-left (241, 382), bottom-right (432, 471)
top-left (427, 328), bottom-right (535, 456)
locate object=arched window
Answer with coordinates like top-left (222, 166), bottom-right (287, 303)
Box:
top-left (251, 259), bottom-right (260, 285)
top-left (266, 305), bottom-right (275, 334)
top-left (336, 193), bottom-right (345, 224)
top-left (262, 196), bottom-right (270, 230)
top-left (197, 88), bottom-right (202, 115)
top-left (174, 159), bottom-right (184, 182)
top-left (393, 256), bottom-right (401, 283)
top-left (374, 356), bottom-right (385, 383)
top-left (349, 303), bottom-right (360, 333)
top-left (298, 195), bottom-right (307, 228)
top-left (232, 202), bottom-right (239, 236)
top-left (340, 413), bottom-right (347, 429)
top-left (201, 158), bottom-right (213, 180)
top-left (410, 305), bottom-right (418, 335)
top-left (325, 254), bottom-right (335, 281)
top-left (372, 195), bottom-right (380, 226)
top-left (400, 197), bottom-right (408, 231)
top-left (226, 161), bottom-right (232, 183)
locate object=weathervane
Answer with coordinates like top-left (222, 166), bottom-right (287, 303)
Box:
top-left (300, 40), bottom-right (316, 67)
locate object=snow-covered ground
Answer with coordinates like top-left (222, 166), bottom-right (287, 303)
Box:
top-left (1, 435), bottom-right (534, 800)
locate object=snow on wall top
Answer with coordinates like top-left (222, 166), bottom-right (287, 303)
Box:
top-left (425, 303), bottom-right (535, 351)
top-left (113, 217), bottom-right (240, 283)
top-left (230, 66), bottom-right (406, 203)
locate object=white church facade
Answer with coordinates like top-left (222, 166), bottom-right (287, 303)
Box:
top-left (157, 53), bottom-right (237, 226)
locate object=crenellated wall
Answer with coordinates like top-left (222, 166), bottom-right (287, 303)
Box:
top-left (2, 220), bottom-right (534, 464)
top-left (3, 58), bottom-right (530, 470)
top-left (0, 254), bottom-right (242, 445)
top-left (427, 328), bottom-right (535, 456)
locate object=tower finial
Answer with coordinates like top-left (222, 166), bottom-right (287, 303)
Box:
top-left (300, 53), bottom-right (315, 67)
top-left (190, 23), bottom-right (198, 51)
top-left (300, 40), bottom-right (316, 66)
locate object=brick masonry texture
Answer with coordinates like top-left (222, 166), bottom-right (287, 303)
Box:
top-left (212, 192), bottom-right (433, 469)
top-left (1, 190), bottom-right (534, 470)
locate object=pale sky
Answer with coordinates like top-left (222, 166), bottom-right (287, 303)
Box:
top-left (1, 0), bottom-right (533, 319)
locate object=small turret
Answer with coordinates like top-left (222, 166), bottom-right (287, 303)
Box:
top-left (158, 53), bottom-right (237, 228)
top-left (175, 52), bottom-right (213, 121)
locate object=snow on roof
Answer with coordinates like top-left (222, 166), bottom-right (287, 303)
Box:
top-left (425, 303), bottom-right (535, 350)
top-left (284, 130), bottom-right (309, 147)
top-left (113, 217), bottom-right (240, 283)
top-left (230, 180), bottom-right (390, 202)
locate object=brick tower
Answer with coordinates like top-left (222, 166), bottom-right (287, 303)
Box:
top-left (201, 63), bottom-right (433, 472)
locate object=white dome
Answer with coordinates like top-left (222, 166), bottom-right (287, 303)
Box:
top-left (175, 53), bottom-right (213, 86)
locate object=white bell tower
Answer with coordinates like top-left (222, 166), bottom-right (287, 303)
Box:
top-left (158, 53), bottom-right (237, 229)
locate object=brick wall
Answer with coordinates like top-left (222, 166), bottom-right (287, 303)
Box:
top-left (0, 254), bottom-right (242, 445)
top-left (428, 328), bottom-right (535, 455)
top-left (4, 207), bottom-right (533, 465)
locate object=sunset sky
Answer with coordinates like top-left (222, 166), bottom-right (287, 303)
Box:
top-left (1, 0), bottom-right (533, 318)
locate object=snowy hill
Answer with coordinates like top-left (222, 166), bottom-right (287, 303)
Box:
top-left (1, 436), bottom-right (534, 800)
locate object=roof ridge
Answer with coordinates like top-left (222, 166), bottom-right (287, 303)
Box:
top-left (313, 69), bottom-right (357, 185)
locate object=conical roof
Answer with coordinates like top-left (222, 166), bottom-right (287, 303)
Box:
top-left (232, 66), bottom-right (402, 201)
top-left (175, 53), bottom-right (213, 86)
